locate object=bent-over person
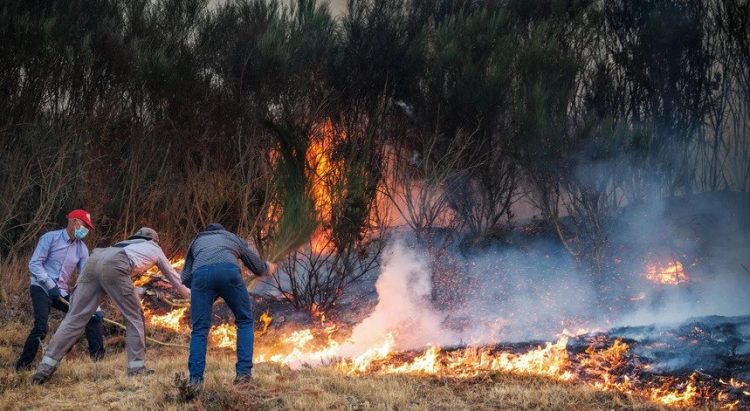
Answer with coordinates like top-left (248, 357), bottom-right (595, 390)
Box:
top-left (181, 223), bottom-right (274, 385)
top-left (32, 227), bottom-right (190, 384)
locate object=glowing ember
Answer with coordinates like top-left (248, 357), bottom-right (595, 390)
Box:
top-left (146, 307), bottom-right (187, 332)
top-left (309, 303), bottom-right (324, 319)
top-left (646, 261), bottom-right (688, 285)
top-left (720, 378), bottom-right (749, 389)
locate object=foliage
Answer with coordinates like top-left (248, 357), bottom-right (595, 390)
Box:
top-left (1, 0), bottom-right (748, 306)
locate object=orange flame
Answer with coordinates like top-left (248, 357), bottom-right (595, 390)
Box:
top-left (258, 312), bottom-right (273, 336)
top-left (210, 323), bottom-right (237, 349)
top-left (133, 258), bottom-right (185, 287)
top-left (646, 261), bottom-right (688, 285)
top-left (306, 120), bottom-right (345, 253)
top-left (146, 307), bottom-right (187, 332)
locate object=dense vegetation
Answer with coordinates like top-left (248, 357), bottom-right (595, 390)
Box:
top-left (1, 0), bottom-right (748, 308)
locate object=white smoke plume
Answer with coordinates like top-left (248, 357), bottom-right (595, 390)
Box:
top-left (338, 238), bottom-right (456, 357)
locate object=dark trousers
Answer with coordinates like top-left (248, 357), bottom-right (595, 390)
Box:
top-left (188, 263), bottom-right (254, 382)
top-left (16, 285), bottom-right (105, 369)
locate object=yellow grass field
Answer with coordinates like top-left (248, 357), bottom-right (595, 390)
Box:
top-left (0, 319), bottom-right (711, 411)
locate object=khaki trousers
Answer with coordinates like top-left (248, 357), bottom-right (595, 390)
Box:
top-left (41, 247), bottom-right (147, 371)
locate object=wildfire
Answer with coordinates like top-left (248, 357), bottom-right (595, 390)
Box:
top-left (646, 260), bottom-right (689, 285)
top-left (258, 311), bottom-right (273, 335)
top-left (247, 327), bottom-right (745, 408)
top-left (648, 376), bottom-right (699, 407)
top-left (133, 257), bottom-right (185, 287)
top-left (126, 236), bottom-right (743, 409)
top-left (132, 295), bottom-right (745, 409)
top-left (210, 323), bottom-right (237, 349)
top-left (306, 120), bottom-right (345, 253)
top-left (145, 307), bottom-right (187, 332)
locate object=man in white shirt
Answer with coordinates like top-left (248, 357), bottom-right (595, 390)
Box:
top-left (32, 227), bottom-right (189, 384)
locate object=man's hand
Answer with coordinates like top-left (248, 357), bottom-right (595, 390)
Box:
top-left (47, 286), bottom-right (61, 298)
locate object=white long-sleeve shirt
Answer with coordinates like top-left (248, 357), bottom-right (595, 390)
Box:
top-left (113, 238), bottom-right (190, 298)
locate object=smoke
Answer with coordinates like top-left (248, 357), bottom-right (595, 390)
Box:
top-left (610, 190), bottom-right (750, 326)
top-left (338, 191), bottom-right (749, 353)
top-left (451, 242), bottom-right (599, 342)
top-left (338, 235), bottom-right (598, 356)
top-left (329, 153), bottom-right (750, 355)
top-left (339, 238), bottom-right (456, 356)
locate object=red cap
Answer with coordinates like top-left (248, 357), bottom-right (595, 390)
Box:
top-left (66, 209), bottom-right (94, 230)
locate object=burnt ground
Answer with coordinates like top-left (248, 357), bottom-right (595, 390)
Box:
top-left (601, 315), bottom-right (750, 381)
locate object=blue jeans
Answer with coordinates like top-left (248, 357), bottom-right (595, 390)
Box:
top-left (188, 263), bottom-right (254, 382)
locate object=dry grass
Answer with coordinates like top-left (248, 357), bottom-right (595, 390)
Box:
top-left (0, 320), bottom-right (711, 411)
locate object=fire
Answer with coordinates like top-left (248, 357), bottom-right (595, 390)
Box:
top-left (337, 333), bottom-right (396, 374)
top-left (284, 329), bottom-right (315, 348)
top-left (442, 338), bottom-right (573, 380)
top-left (258, 312), bottom-right (273, 335)
top-left (126, 242), bottom-right (741, 409)
top-left (385, 345), bottom-right (440, 374)
top-left (210, 323), bottom-right (237, 349)
top-left (146, 307), bottom-right (187, 332)
top-left (245, 327), bottom-right (744, 408)
top-left (646, 260), bottom-right (689, 285)
top-left (133, 257), bottom-right (185, 287)
top-left (132, 300), bottom-right (748, 409)
top-left (306, 120), bottom-right (345, 253)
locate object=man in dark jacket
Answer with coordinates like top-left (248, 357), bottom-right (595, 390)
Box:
top-left (181, 223), bottom-right (275, 384)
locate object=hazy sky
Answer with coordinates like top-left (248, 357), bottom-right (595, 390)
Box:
top-left (324, 0), bottom-right (348, 15)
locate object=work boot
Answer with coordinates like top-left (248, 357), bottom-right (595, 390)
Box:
top-left (31, 362), bottom-right (57, 385)
top-left (90, 350), bottom-right (105, 362)
top-left (127, 366), bottom-right (155, 377)
top-left (15, 359), bottom-right (33, 372)
top-left (233, 374), bottom-right (252, 385)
